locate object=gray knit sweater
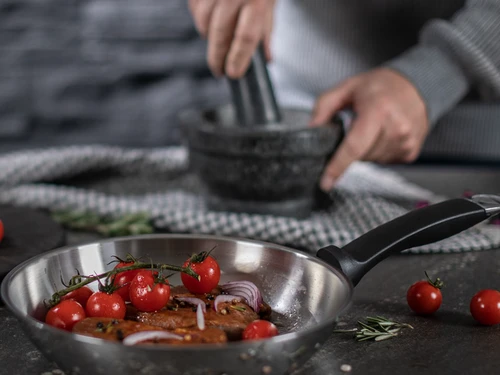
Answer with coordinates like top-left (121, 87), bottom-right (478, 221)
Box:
top-left (269, 0), bottom-right (500, 162)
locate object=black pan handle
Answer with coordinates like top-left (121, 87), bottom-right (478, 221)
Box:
top-left (317, 195), bottom-right (500, 286)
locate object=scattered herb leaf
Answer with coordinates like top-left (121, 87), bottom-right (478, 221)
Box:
top-left (229, 305), bottom-right (246, 312)
top-left (51, 211), bottom-right (154, 237)
top-left (334, 316), bottom-right (413, 342)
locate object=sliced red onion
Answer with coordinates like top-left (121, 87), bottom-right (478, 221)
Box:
top-left (196, 303), bottom-right (205, 330)
top-left (490, 218), bottom-right (500, 226)
top-left (415, 200), bottom-right (429, 209)
top-left (462, 190), bottom-right (474, 199)
top-left (221, 287), bottom-right (253, 307)
top-left (221, 281), bottom-right (263, 313)
top-left (122, 331), bottom-right (183, 346)
top-left (174, 297), bottom-right (207, 313)
top-left (213, 295), bottom-right (242, 311)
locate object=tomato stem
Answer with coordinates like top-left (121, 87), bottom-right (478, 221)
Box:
top-left (48, 262), bottom-right (199, 307)
top-left (425, 271), bottom-right (444, 289)
top-left (188, 245), bottom-right (217, 264)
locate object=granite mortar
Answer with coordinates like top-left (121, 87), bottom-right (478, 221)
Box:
top-left (181, 106), bottom-right (343, 218)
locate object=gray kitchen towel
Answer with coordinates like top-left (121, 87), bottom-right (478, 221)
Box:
top-left (0, 145), bottom-right (499, 254)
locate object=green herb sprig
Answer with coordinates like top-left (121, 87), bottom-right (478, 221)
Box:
top-left (334, 316), bottom-right (413, 342)
top-left (51, 211), bottom-right (154, 237)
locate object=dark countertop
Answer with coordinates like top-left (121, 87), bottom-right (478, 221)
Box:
top-left (1, 165), bottom-right (500, 375)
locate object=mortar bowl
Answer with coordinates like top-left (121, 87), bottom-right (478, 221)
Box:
top-left (180, 105), bottom-right (342, 218)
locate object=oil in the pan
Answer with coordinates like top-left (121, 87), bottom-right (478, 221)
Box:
top-left (270, 307), bottom-right (318, 334)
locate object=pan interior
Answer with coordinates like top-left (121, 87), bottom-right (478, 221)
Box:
top-left (3, 235), bottom-right (351, 338)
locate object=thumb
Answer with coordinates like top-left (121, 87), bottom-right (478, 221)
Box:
top-left (309, 79), bottom-right (356, 126)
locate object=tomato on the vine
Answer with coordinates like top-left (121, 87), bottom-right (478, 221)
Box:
top-left (470, 289), bottom-right (500, 326)
top-left (111, 261), bottom-right (140, 302)
top-left (86, 291), bottom-right (126, 319)
top-left (0, 219), bottom-right (4, 243)
top-left (45, 300), bottom-right (86, 331)
top-left (242, 320), bottom-right (279, 341)
top-left (129, 270), bottom-right (170, 312)
top-left (60, 286), bottom-right (94, 307)
top-left (181, 251), bottom-right (221, 294)
top-left (407, 272), bottom-right (443, 315)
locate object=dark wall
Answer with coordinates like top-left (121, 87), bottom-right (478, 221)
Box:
top-left (0, 0), bottom-right (228, 151)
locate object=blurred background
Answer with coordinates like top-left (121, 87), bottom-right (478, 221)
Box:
top-left (1, 0), bottom-right (499, 168)
top-left (0, 0), bottom-right (229, 153)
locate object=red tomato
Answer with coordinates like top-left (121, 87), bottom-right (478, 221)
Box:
top-left (407, 273), bottom-right (443, 315)
top-left (470, 289), bottom-right (500, 326)
top-left (111, 261), bottom-right (140, 302)
top-left (0, 219), bottom-right (4, 243)
top-left (60, 286), bottom-right (94, 307)
top-left (181, 252), bottom-right (221, 294)
top-left (86, 291), bottom-right (126, 319)
top-left (45, 300), bottom-right (86, 331)
top-left (129, 270), bottom-right (170, 312)
top-left (242, 320), bottom-right (279, 341)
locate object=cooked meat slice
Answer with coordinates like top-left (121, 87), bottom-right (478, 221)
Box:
top-left (72, 317), bottom-right (227, 345)
top-left (134, 286), bottom-right (262, 340)
top-left (135, 327), bottom-right (227, 345)
top-left (170, 327), bottom-right (227, 345)
top-left (73, 317), bottom-right (171, 342)
top-left (168, 285), bottom-right (272, 319)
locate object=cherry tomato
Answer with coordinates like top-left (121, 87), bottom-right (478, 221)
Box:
top-left (129, 270), bottom-right (170, 312)
top-left (45, 300), bottom-right (86, 331)
top-left (111, 261), bottom-right (140, 302)
top-left (470, 289), bottom-right (500, 326)
top-left (181, 252), bottom-right (221, 294)
top-left (407, 272), bottom-right (443, 315)
top-left (242, 320), bottom-right (279, 341)
top-left (0, 219), bottom-right (4, 243)
top-left (60, 286), bottom-right (94, 307)
top-left (86, 291), bottom-right (126, 319)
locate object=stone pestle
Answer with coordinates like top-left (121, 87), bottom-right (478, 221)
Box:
top-left (227, 44), bottom-right (282, 127)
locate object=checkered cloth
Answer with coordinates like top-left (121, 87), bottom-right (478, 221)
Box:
top-left (1, 145), bottom-right (499, 253)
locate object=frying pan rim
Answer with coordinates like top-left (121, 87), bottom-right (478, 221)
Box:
top-left (1, 233), bottom-right (354, 352)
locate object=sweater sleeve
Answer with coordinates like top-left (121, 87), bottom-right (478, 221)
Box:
top-left (384, 0), bottom-right (500, 125)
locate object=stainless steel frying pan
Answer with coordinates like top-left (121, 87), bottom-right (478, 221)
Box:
top-left (2, 194), bottom-right (500, 375)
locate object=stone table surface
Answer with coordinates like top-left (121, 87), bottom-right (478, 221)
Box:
top-left (1, 165), bottom-right (500, 375)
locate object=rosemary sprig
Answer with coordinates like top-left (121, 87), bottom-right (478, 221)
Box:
top-left (334, 316), bottom-right (413, 342)
top-left (51, 211), bottom-right (154, 237)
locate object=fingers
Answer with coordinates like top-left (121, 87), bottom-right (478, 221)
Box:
top-left (192, 0), bottom-right (272, 78)
top-left (362, 127), bottom-right (389, 162)
top-left (364, 117), bottom-right (420, 164)
top-left (262, 4), bottom-right (274, 62)
top-left (309, 79), bottom-right (357, 126)
top-left (207, 1), bottom-right (244, 77)
top-left (225, 2), bottom-right (266, 78)
top-left (189, 0), bottom-right (216, 38)
top-left (319, 111), bottom-right (382, 192)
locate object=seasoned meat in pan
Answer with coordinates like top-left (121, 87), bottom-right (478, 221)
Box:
top-left (73, 317), bottom-right (227, 345)
top-left (130, 286), bottom-right (271, 340)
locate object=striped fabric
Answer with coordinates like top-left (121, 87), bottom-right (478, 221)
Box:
top-left (1, 145), bottom-right (500, 254)
top-left (269, 0), bottom-right (500, 161)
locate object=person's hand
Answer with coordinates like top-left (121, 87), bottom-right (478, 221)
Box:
top-left (309, 68), bottom-right (429, 192)
top-left (188, 0), bottom-right (275, 78)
